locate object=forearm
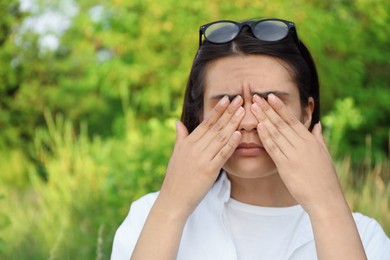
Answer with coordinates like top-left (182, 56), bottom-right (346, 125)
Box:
top-left (130, 198), bottom-right (188, 260)
top-left (309, 198), bottom-right (367, 260)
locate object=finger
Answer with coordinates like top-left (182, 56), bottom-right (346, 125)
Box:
top-left (212, 131), bottom-right (242, 167)
top-left (202, 95), bottom-right (243, 145)
top-left (211, 95), bottom-right (243, 132)
top-left (175, 120), bottom-right (189, 143)
top-left (250, 100), bottom-right (267, 122)
top-left (261, 94), bottom-right (309, 138)
top-left (189, 95), bottom-right (230, 142)
top-left (205, 105), bottom-right (245, 157)
top-left (251, 102), bottom-right (292, 157)
top-left (251, 95), bottom-right (295, 147)
top-left (257, 122), bottom-right (287, 162)
top-left (312, 122), bottom-right (327, 149)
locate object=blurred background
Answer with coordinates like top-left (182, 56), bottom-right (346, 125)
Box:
top-left (0, 0), bottom-right (389, 259)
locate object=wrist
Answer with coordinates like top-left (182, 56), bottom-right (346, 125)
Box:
top-left (153, 194), bottom-right (193, 223)
top-left (306, 195), bottom-right (352, 222)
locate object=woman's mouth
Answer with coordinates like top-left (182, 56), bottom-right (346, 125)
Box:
top-left (234, 142), bottom-right (265, 156)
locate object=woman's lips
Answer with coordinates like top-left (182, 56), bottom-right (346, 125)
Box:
top-left (234, 142), bottom-right (265, 156)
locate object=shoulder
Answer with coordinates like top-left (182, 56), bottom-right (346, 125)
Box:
top-left (122, 192), bottom-right (160, 225)
top-left (111, 192), bottom-right (159, 260)
top-left (353, 212), bottom-right (390, 259)
top-left (119, 191), bottom-right (159, 229)
top-left (131, 192), bottom-right (159, 210)
top-left (353, 212), bottom-right (388, 239)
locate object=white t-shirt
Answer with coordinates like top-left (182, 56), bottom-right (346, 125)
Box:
top-left (224, 198), bottom-right (306, 259)
top-left (111, 172), bottom-right (390, 259)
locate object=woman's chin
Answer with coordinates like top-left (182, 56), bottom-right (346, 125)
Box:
top-left (223, 155), bottom-right (277, 179)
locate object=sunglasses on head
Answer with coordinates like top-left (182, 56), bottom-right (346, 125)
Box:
top-left (199, 18), bottom-right (299, 47)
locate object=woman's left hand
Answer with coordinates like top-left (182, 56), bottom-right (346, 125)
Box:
top-left (251, 93), bottom-right (346, 217)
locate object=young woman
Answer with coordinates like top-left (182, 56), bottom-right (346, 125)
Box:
top-left (111, 18), bottom-right (390, 260)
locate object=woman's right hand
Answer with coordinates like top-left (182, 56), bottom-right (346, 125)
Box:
top-left (131, 97), bottom-right (244, 260)
top-left (157, 95), bottom-right (244, 219)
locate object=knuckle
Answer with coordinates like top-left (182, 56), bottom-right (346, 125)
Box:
top-left (275, 118), bottom-right (287, 129)
top-left (201, 118), bottom-right (213, 129)
top-left (287, 115), bottom-right (299, 125)
top-left (227, 140), bottom-right (237, 151)
top-left (213, 120), bottom-right (224, 131)
top-left (262, 103), bottom-right (271, 112)
top-left (265, 140), bottom-right (278, 153)
top-left (228, 116), bottom-right (240, 127)
top-left (269, 128), bottom-right (280, 139)
top-left (216, 132), bottom-right (227, 143)
top-left (227, 140), bottom-right (236, 149)
top-left (226, 105), bottom-right (237, 114)
top-left (218, 149), bottom-right (230, 160)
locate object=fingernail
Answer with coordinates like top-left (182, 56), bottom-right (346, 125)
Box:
top-left (220, 95), bottom-right (229, 105)
top-left (253, 94), bottom-right (260, 102)
top-left (232, 95), bottom-right (242, 106)
top-left (235, 106), bottom-right (244, 116)
top-left (268, 93), bottom-right (277, 102)
top-left (232, 131), bottom-right (242, 141)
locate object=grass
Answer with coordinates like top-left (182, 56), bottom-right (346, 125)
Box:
top-left (338, 155), bottom-right (390, 234)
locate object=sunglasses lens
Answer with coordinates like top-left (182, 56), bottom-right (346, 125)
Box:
top-left (253, 20), bottom-right (289, 41)
top-left (205, 22), bottom-right (239, 43)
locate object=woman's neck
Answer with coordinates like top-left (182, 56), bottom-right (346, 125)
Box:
top-left (227, 172), bottom-right (297, 207)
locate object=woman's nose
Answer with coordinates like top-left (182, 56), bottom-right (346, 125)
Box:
top-left (239, 102), bottom-right (258, 131)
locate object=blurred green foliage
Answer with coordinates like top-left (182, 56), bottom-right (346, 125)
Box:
top-left (323, 97), bottom-right (363, 157)
top-left (0, 0), bottom-right (389, 259)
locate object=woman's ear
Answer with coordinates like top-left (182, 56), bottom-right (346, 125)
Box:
top-left (303, 97), bottom-right (315, 129)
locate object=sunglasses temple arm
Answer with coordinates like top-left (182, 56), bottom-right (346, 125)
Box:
top-left (199, 30), bottom-right (202, 47)
top-left (290, 26), bottom-right (301, 48)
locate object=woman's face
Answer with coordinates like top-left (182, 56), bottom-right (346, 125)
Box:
top-left (203, 54), bottom-right (313, 180)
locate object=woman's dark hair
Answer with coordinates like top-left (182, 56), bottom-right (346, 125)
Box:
top-left (181, 25), bottom-right (320, 132)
